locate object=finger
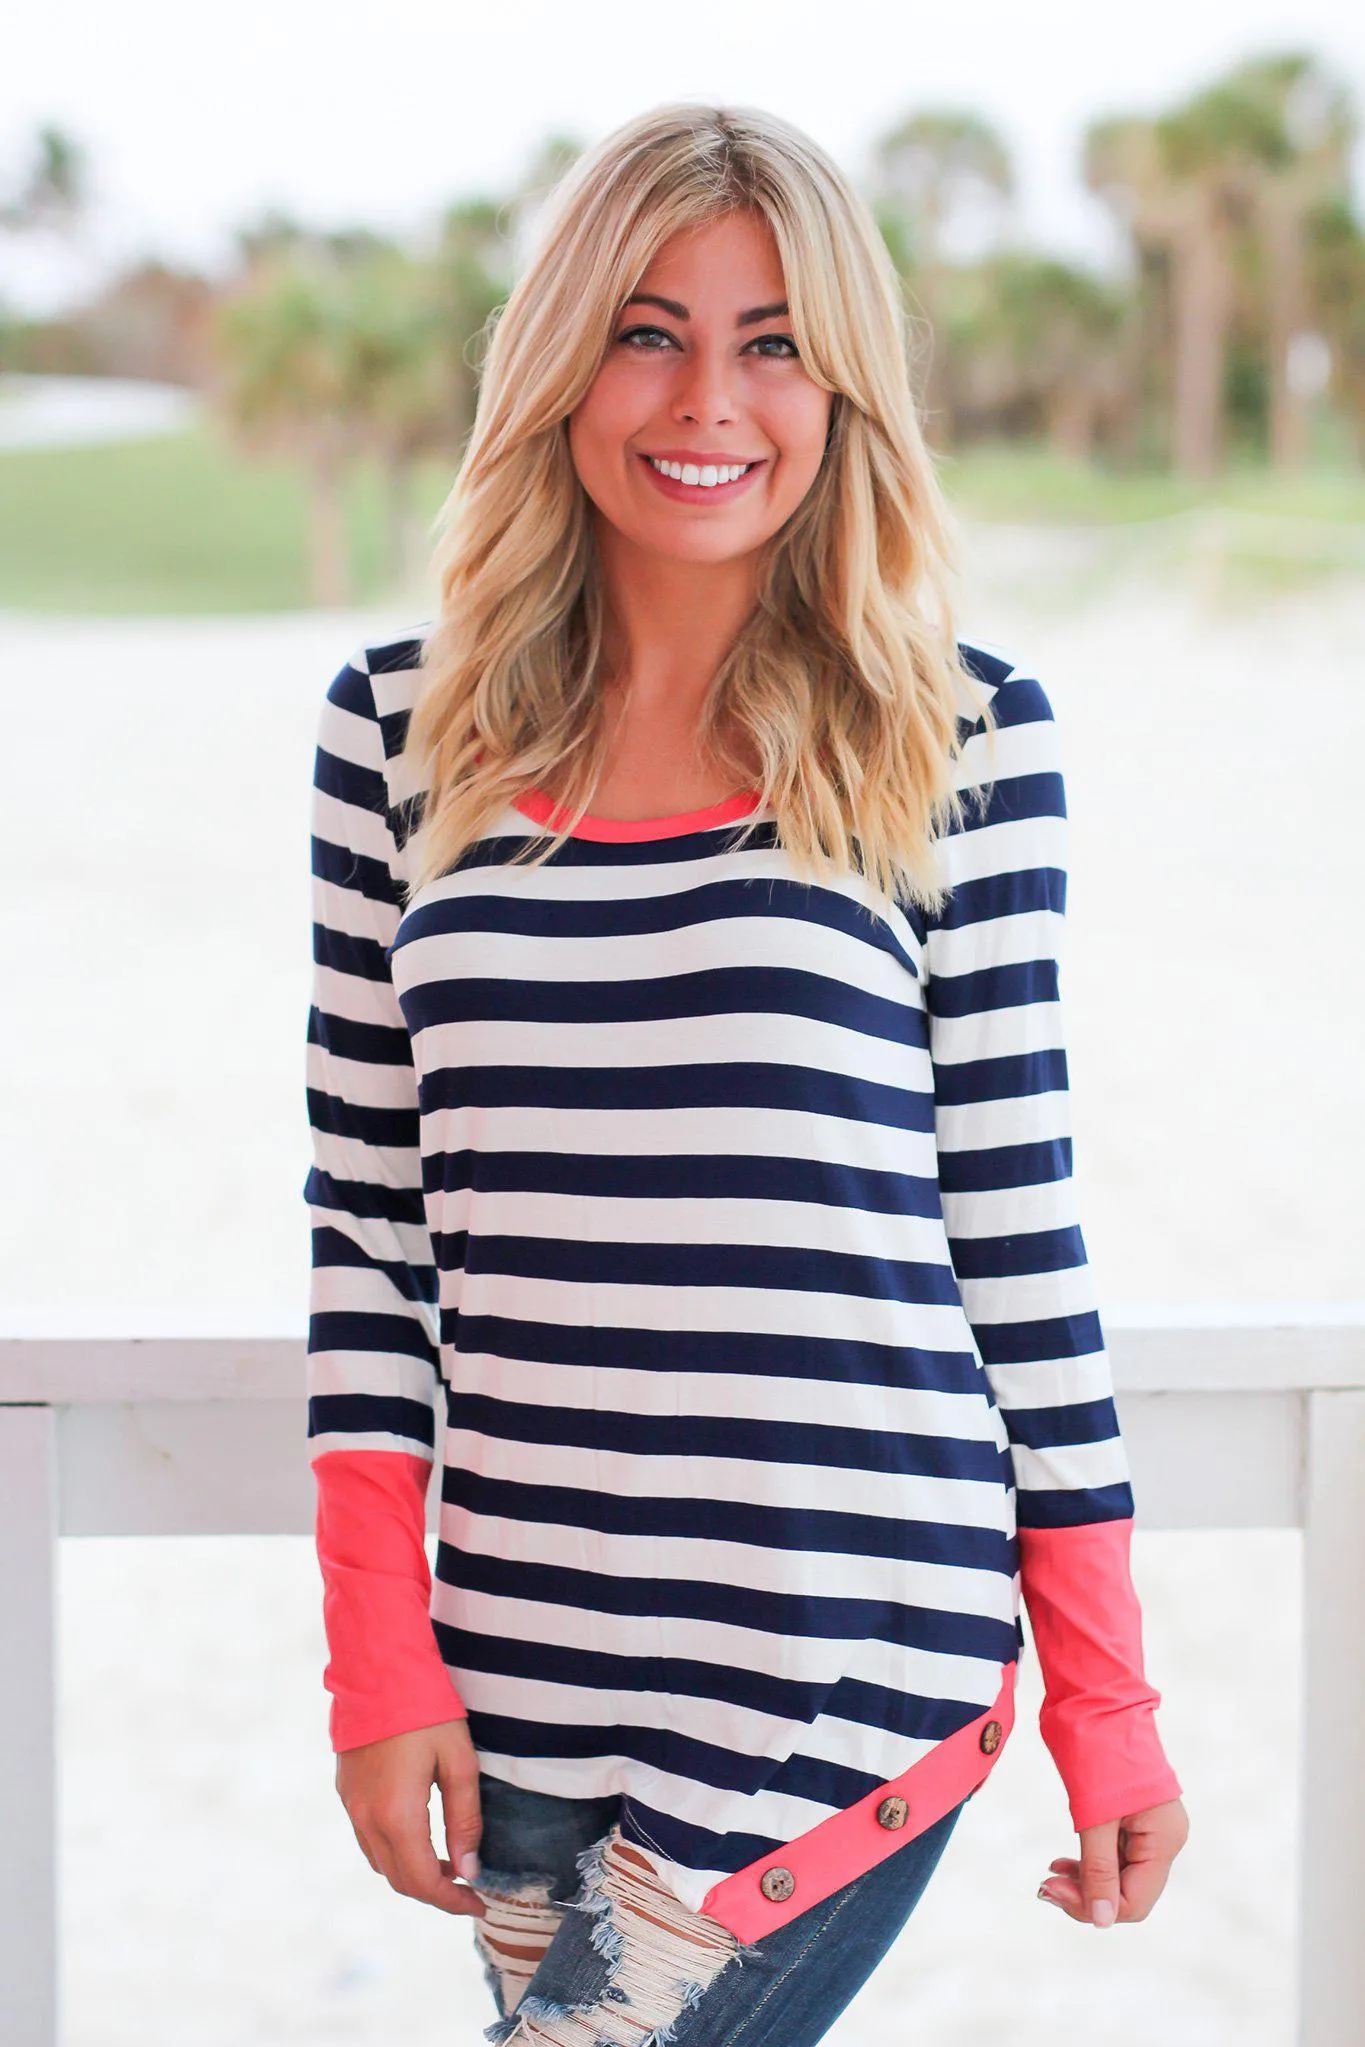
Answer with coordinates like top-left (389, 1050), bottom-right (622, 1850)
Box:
top-left (1118, 1852), bottom-right (1171, 1923)
top-left (437, 1756), bottom-right (484, 1886)
top-left (1078, 1822), bottom-right (1123, 1930)
top-left (376, 1818), bottom-right (480, 1918)
top-left (437, 1857), bottom-right (489, 1918)
top-left (1037, 1873), bottom-right (1087, 1921)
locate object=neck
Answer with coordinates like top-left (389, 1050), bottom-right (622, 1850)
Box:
top-left (593, 518), bottom-right (760, 717)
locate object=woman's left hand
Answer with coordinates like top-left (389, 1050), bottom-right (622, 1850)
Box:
top-left (1037, 1797), bottom-right (1189, 1927)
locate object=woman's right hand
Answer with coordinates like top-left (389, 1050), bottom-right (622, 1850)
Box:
top-left (335, 1716), bottom-right (487, 1917)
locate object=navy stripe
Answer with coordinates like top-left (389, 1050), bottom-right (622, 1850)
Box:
top-left (397, 872), bottom-right (919, 974)
top-left (445, 1392), bottom-right (1003, 1482)
top-left (442, 1314), bottom-right (982, 1393)
top-left (1016, 1481), bottom-right (1135, 1527)
top-left (418, 1058), bottom-right (936, 1128)
top-left (308, 1391), bottom-right (436, 1446)
top-left (448, 1234), bottom-right (964, 1308)
top-left (425, 1146), bottom-right (944, 1216)
top-left (948, 1223), bottom-right (1090, 1281)
top-left (440, 1468), bottom-right (1016, 1572)
top-left (435, 1550), bottom-right (1019, 1662)
top-left (401, 962), bottom-right (926, 1044)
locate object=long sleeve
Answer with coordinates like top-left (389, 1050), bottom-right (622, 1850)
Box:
top-left (304, 651), bottom-right (465, 1751)
top-left (923, 667), bottom-right (1181, 1832)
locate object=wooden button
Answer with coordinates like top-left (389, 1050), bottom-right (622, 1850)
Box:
top-left (876, 1795), bottom-right (908, 1830)
top-left (979, 1719), bottom-right (1003, 1755)
top-left (760, 1866), bottom-right (795, 1903)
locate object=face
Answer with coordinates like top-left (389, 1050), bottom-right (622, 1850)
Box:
top-left (567, 209), bottom-right (834, 567)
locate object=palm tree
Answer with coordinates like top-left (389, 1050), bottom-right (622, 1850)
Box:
top-left (1086, 56), bottom-right (1358, 478)
top-left (429, 197), bottom-right (516, 450)
top-left (347, 209), bottom-right (512, 595)
top-left (209, 243), bottom-right (369, 606)
top-left (0, 124), bottom-right (87, 233)
top-left (1085, 108), bottom-right (1250, 479)
top-left (1224, 54), bottom-right (1356, 469)
top-left (990, 255), bottom-right (1129, 458)
top-left (1306, 195), bottom-right (1365, 459)
top-left (867, 111), bottom-right (1014, 447)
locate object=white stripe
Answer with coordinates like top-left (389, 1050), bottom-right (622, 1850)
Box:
top-left (433, 1190), bottom-right (961, 1264)
top-left (441, 1430), bottom-right (1013, 1529)
top-left (443, 1503), bottom-right (1016, 1618)
top-left (410, 1008), bottom-right (925, 1089)
top-left (447, 1349), bottom-right (994, 1439)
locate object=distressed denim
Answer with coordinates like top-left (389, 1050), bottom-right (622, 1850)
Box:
top-left (471, 1770), bottom-right (969, 2047)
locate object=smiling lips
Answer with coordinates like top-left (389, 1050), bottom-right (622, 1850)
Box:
top-left (638, 452), bottom-right (766, 498)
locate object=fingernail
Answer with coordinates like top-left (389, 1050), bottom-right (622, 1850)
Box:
top-left (1092, 1897), bottom-right (1116, 1928)
top-left (1037, 1884), bottom-right (1062, 1907)
top-left (458, 1851), bottom-right (480, 1882)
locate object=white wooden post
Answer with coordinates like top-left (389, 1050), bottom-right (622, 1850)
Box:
top-left (1297, 1387), bottom-right (1365, 2047)
top-left (0, 1405), bottom-right (60, 2047)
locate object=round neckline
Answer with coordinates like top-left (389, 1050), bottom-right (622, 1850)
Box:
top-left (512, 784), bottom-right (764, 842)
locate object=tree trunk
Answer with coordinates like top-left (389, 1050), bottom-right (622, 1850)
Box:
top-left (1108, 293), bottom-right (1147, 465)
top-left (1047, 380), bottom-right (1095, 462)
top-left (307, 429), bottom-right (350, 608)
top-left (1261, 191), bottom-right (1309, 471)
top-left (384, 452), bottom-right (432, 598)
top-left (1170, 188), bottom-right (1234, 480)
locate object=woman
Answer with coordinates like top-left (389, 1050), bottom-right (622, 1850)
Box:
top-left (303, 102), bottom-right (1188, 2046)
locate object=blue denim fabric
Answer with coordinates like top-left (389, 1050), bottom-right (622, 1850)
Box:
top-left (475, 1772), bottom-right (969, 2047)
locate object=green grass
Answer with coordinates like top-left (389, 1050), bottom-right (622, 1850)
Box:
top-left (0, 421), bottom-right (454, 615)
top-left (938, 438), bottom-right (1365, 525)
top-left (0, 424), bottom-right (1361, 616)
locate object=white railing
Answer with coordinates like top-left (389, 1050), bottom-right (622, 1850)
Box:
top-left (2, 1308), bottom-right (1363, 2046)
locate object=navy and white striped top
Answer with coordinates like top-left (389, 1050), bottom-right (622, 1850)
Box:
top-left (304, 627), bottom-right (1179, 1935)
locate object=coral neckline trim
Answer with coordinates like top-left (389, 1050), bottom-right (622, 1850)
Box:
top-left (512, 785), bottom-right (764, 842)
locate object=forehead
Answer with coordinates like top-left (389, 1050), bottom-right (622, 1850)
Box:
top-left (634, 211), bottom-right (785, 293)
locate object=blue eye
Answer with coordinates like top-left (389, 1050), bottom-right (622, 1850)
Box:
top-left (615, 325), bottom-right (799, 359)
top-left (617, 325), bottom-right (675, 351)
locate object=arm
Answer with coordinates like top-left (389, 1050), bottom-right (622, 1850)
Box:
top-left (923, 666), bottom-right (1181, 1833)
top-left (305, 650), bottom-right (466, 1752)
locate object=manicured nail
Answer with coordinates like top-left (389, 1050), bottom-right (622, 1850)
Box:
top-left (1037, 1884), bottom-right (1063, 1907)
top-left (458, 1851), bottom-right (480, 1881)
top-left (1092, 1897), bottom-right (1116, 1928)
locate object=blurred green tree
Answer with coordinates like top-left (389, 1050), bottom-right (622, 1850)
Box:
top-left (866, 110), bottom-right (1014, 447)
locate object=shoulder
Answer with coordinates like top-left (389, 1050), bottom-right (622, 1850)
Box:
top-left (324, 621), bottom-right (431, 754)
top-left (314, 626), bottom-right (434, 853)
top-left (954, 636), bottom-right (1057, 740)
top-left (951, 637), bottom-right (1066, 804)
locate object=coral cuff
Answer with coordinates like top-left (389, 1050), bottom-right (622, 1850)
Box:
top-left (313, 1448), bottom-right (467, 1751)
top-left (1018, 1518), bottom-right (1182, 1831)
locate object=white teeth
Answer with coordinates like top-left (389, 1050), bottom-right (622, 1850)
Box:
top-left (648, 457), bottom-right (752, 487)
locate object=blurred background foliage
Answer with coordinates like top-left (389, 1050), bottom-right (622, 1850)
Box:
top-left (1, 50), bottom-right (1363, 612)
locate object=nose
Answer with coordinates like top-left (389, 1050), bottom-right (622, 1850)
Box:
top-left (670, 343), bottom-right (740, 429)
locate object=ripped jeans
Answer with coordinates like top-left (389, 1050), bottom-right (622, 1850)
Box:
top-left (470, 1772), bottom-right (968, 2047)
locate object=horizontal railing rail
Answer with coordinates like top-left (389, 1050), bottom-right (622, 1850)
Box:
top-left (2, 1306), bottom-right (1362, 2046)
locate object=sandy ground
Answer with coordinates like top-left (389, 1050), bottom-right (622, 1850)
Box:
top-left (4, 523), bottom-right (1361, 2044)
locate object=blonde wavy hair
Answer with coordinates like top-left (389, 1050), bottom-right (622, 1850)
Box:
top-left (402, 100), bottom-right (996, 913)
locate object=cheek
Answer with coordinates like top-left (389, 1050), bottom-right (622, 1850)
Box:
top-left (770, 391), bottom-right (833, 487)
top-left (570, 370), bottom-right (643, 463)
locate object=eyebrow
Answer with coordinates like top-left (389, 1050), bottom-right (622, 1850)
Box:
top-left (621, 293), bottom-right (790, 328)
